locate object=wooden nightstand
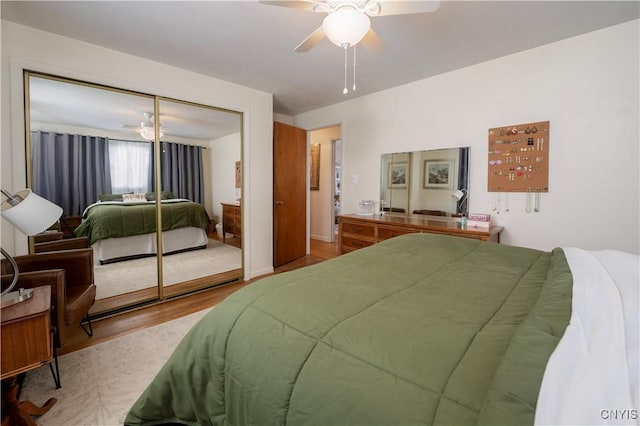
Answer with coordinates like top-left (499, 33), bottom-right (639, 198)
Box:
top-left (221, 203), bottom-right (241, 242)
top-left (1, 285), bottom-right (57, 426)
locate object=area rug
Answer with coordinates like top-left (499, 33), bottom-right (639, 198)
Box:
top-left (20, 308), bottom-right (212, 426)
top-left (94, 239), bottom-right (241, 299)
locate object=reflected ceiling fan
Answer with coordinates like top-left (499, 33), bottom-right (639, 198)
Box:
top-left (260, 0), bottom-right (440, 93)
top-left (122, 112), bottom-right (166, 141)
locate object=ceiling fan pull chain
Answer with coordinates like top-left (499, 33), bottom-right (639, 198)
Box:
top-left (343, 44), bottom-right (349, 94)
top-left (353, 45), bottom-right (357, 91)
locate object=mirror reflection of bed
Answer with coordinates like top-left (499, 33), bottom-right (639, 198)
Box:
top-left (26, 73), bottom-right (243, 316)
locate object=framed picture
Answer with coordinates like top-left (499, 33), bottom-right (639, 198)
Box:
top-left (235, 161), bottom-right (241, 189)
top-left (424, 159), bottom-right (454, 189)
top-left (388, 162), bottom-right (408, 188)
top-left (310, 144), bottom-right (320, 191)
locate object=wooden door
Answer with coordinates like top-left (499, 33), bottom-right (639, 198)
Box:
top-left (273, 122), bottom-right (307, 267)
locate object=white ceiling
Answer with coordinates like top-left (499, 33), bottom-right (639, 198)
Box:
top-left (28, 75), bottom-right (242, 141)
top-left (2, 1), bottom-right (638, 117)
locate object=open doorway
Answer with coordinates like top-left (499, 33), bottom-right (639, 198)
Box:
top-left (309, 125), bottom-right (341, 243)
top-left (333, 139), bottom-right (342, 241)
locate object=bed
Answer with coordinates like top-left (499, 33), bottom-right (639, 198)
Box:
top-left (75, 198), bottom-right (210, 264)
top-left (124, 233), bottom-right (638, 426)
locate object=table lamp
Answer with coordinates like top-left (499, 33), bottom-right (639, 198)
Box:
top-left (1, 189), bottom-right (63, 308)
top-left (452, 188), bottom-right (468, 214)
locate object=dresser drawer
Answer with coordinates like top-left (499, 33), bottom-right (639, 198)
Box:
top-left (377, 226), bottom-right (416, 241)
top-left (342, 221), bottom-right (375, 237)
top-left (451, 232), bottom-right (485, 241)
top-left (337, 214), bottom-right (503, 256)
top-left (341, 236), bottom-right (374, 251)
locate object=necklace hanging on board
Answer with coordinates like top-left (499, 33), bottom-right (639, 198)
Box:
top-left (492, 193), bottom-right (502, 214)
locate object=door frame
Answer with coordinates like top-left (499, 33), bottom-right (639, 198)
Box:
top-left (330, 138), bottom-right (342, 243)
top-left (307, 125), bottom-right (342, 246)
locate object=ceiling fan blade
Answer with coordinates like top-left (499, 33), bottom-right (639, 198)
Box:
top-left (360, 28), bottom-right (384, 53)
top-left (294, 26), bottom-right (326, 52)
top-left (258, 0), bottom-right (322, 12)
top-left (374, 0), bottom-right (440, 16)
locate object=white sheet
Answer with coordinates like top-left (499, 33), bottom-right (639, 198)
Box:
top-left (92, 227), bottom-right (208, 264)
top-left (535, 248), bottom-right (639, 425)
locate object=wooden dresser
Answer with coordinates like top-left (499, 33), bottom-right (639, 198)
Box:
top-left (338, 213), bottom-right (503, 254)
top-left (221, 203), bottom-right (241, 242)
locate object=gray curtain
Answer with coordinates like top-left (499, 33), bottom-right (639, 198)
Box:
top-left (159, 142), bottom-right (204, 204)
top-left (31, 131), bottom-right (112, 216)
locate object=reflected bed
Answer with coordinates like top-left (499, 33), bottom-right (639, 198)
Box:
top-left (75, 199), bottom-right (210, 264)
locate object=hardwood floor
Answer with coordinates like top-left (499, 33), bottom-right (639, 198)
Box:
top-left (58, 239), bottom-right (338, 355)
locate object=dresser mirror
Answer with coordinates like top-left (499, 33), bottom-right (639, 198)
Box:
top-left (25, 71), bottom-right (243, 315)
top-left (380, 147), bottom-right (470, 217)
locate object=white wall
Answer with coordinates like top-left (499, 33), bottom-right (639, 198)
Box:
top-left (211, 132), bottom-right (241, 224)
top-left (1, 21), bottom-right (275, 278)
top-left (294, 20), bottom-right (640, 254)
top-left (309, 126), bottom-right (341, 242)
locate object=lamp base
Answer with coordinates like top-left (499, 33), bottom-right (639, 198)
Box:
top-left (0, 288), bottom-right (34, 309)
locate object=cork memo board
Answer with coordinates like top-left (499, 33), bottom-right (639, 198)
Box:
top-left (487, 121), bottom-right (549, 192)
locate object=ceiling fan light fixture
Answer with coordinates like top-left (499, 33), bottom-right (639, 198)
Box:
top-left (139, 125), bottom-right (154, 141)
top-left (139, 113), bottom-right (164, 141)
top-left (322, 7), bottom-right (371, 48)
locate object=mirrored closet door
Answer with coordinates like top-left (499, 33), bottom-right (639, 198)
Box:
top-left (157, 98), bottom-right (243, 298)
top-left (25, 71), bottom-right (243, 316)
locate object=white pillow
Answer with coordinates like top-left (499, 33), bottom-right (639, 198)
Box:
top-left (122, 193), bottom-right (147, 203)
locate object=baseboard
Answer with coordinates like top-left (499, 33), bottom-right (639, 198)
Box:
top-left (310, 233), bottom-right (333, 243)
top-left (246, 266), bottom-right (274, 280)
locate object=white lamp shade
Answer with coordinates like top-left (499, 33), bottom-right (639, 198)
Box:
top-left (322, 7), bottom-right (371, 47)
top-left (453, 189), bottom-right (465, 201)
top-left (1, 189), bottom-right (63, 235)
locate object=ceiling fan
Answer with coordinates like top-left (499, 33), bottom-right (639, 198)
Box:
top-left (260, 0), bottom-right (440, 93)
top-left (122, 112), bottom-right (165, 141)
top-left (260, 0), bottom-right (440, 53)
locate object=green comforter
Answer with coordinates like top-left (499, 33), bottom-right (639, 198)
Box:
top-left (125, 233), bottom-right (572, 426)
top-left (74, 200), bottom-right (210, 245)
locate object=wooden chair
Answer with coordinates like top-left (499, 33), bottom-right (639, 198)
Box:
top-left (32, 230), bottom-right (64, 244)
top-left (1, 247), bottom-right (96, 348)
top-left (34, 236), bottom-right (90, 253)
top-left (382, 207), bottom-right (406, 213)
